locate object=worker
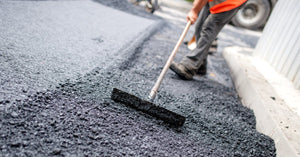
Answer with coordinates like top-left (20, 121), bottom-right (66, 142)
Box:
top-left (170, 0), bottom-right (247, 80)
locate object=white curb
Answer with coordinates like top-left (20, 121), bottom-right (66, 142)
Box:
top-left (223, 47), bottom-right (300, 157)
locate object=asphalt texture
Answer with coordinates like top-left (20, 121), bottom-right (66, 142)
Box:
top-left (0, 0), bottom-right (157, 101)
top-left (1, 0), bottom-right (276, 156)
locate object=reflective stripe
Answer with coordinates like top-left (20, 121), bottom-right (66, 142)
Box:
top-left (209, 0), bottom-right (247, 14)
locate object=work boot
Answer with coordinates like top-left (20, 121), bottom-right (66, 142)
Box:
top-left (196, 59), bottom-right (207, 75)
top-left (169, 62), bottom-right (193, 80)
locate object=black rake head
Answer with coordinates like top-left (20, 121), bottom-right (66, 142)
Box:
top-left (111, 88), bottom-right (185, 127)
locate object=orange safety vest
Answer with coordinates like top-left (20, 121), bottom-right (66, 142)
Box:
top-left (209, 0), bottom-right (247, 14)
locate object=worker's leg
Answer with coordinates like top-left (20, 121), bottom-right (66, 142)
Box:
top-left (170, 7), bottom-right (242, 79)
top-left (193, 3), bottom-right (210, 75)
top-left (194, 3), bottom-right (210, 42)
top-left (180, 7), bottom-right (242, 74)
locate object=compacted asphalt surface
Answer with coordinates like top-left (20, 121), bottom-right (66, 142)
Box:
top-left (1, 0), bottom-right (276, 156)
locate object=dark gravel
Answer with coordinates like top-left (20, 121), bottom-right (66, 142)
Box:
top-left (0, 0), bottom-right (276, 156)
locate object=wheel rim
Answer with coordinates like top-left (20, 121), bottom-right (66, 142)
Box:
top-left (243, 4), bottom-right (258, 19)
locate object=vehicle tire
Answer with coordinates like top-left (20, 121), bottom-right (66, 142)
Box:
top-left (231, 0), bottom-right (271, 30)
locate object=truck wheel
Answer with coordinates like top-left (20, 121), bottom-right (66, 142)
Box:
top-left (231, 0), bottom-right (271, 30)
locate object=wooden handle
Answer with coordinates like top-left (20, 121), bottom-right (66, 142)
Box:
top-left (149, 21), bottom-right (192, 101)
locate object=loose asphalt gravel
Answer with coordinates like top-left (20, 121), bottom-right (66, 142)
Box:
top-left (0, 0), bottom-right (276, 156)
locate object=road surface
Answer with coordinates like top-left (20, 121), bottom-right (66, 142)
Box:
top-left (0, 0), bottom-right (276, 156)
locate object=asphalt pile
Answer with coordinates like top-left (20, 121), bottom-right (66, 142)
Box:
top-left (0, 0), bottom-right (276, 156)
top-left (0, 63), bottom-right (276, 156)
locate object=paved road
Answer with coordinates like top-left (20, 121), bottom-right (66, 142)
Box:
top-left (0, 0), bottom-right (157, 101)
top-left (0, 0), bottom-right (275, 156)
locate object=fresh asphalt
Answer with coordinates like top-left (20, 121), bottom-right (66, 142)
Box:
top-left (0, 0), bottom-right (157, 101)
top-left (0, 0), bottom-right (276, 156)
